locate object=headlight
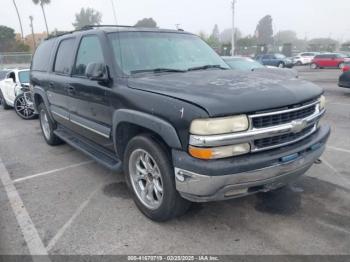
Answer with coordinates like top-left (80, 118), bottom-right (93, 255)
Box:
top-left (190, 115), bottom-right (249, 135)
top-left (319, 95), bottom-right (326, 110)
top-left (189, 143), bottom-right (250, 160)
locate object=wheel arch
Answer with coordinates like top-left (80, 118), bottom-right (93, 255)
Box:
top-left (113, 110), bottom-right (182, 159)
top-left (33, 86), bottom-right (53, 118)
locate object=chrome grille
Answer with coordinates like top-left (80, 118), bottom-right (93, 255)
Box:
top-left (252, 105), bottom-right (316, 128)
top-left (254, 125), bottom-right (315, 150)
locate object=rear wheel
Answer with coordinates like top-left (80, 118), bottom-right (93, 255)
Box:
top-left (124, 134), bottom-right (190, 222)
top-left (296, 61), bottom-right (302, 66)
top-left (0, 89), bottom-right (11, 110)
top-left (38, 103), bottom-right (63, 145)
top-left (278, 62), bottom-right (285, 68)
top-left (310, 63), bottom-right (318, 69)
top-left (14, 94), bottom-right (36, 120)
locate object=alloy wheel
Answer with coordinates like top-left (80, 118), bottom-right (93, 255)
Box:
top-left (40, 109), bottom-right (51, 140)
top-left (15, 95), bottom-right (34, 119)
top-left (129, 149), bottom-right (164, 210)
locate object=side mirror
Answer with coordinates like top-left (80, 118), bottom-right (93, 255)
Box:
top-left (85, 63), bottom-right (109, 81)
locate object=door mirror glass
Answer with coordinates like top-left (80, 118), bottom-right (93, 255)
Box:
top-left (85, 62), bottom-right (108, 81)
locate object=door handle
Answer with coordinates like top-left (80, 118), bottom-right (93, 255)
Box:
top-left (66, 85), bottom-right (75, 94)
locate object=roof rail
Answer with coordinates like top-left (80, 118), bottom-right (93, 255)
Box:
top-left (81, 24), bottom-right (135, 30)
top-left (45, 25), bottom-right (136, 40)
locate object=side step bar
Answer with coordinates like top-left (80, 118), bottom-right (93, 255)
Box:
top-left (54, 125), bottom-right (122, 172)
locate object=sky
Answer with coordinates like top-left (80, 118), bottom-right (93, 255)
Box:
top-left (1, 0), bottom-right (350, 42)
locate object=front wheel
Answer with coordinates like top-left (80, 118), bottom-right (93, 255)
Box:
top-left (277, 62), bottom-right (285, 68)
top-left (310, 63), bottom-right (318, 69)
top-left (339, 62), bottom-right (345, 69)
top-left (14, 94), bottom-right (36, 120)
top-left (124, 134), bottom-right (190, 222)
top-left (38, 103), bottom-right (63, 145)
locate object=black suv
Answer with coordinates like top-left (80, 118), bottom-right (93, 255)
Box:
top-left (31, 26), bottom-right (330, 221)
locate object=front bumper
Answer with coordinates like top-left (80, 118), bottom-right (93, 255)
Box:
top-left (173, 125), bottom-right (330, 202)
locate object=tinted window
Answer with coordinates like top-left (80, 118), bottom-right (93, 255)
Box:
top-left (73, 35), bottom-right (104, 76)
top-left (54, 38), bottom-right (76, 75)
top-left (275, 54), bottom-right (286, 59)
top-left (263, 54), bottom-right (273, 59)
top-left (316, 54), bottom-right (331, 59)
top-left (32, 40), bottom-right (55, 72)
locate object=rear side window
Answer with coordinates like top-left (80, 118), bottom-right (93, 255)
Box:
top-left (73, 35), bottom-right (104, 76)
top-left (54, 38), bottom-right (76, 75)
top-left (32, 40), bottom-right (54, 72)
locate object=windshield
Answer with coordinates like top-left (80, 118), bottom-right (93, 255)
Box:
top-left (18, 71), bottom-right (29, 83)
top-left (224, 58), bottom-right (265, 70)
top-left (108, 32), bottom-right (229, 75)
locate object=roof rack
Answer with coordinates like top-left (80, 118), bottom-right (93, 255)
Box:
top-left (81, 25), bottom-right (135, 30)
top-left (45, 25), bottom-right (136, 40)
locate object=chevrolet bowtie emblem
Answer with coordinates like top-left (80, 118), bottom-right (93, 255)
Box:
top-left (291, 120), bottom-right (308, 134)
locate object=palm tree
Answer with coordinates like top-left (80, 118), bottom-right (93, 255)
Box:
top-left (32, 0), bottom-right (50, 35)
top-left (72, 8), bottom-right (102, 29)
top-left (12, 0), bottom-right (24, 39)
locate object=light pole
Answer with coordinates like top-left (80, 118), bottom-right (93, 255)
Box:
top-left (110, 0), bottom-right (118, 24)
top-left (231, 0), bottom-right (236, 56)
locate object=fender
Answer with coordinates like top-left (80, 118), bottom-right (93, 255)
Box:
top-left (113, 109), bottom-right (182, 150)
top-left (33, 86), bottom-right (54, 120)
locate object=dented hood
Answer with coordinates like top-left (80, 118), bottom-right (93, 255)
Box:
top-left (127, 70), bottom-right (323, 117)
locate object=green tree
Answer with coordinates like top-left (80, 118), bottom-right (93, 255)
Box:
top-left (211, 24), bottom-right (220, 42)
top-left (255, 15), bottom-right (273, 45)
top-left (0, 26), bottom-right (16, 52)
top-left (134, 18), bottom-right (157, 28)
top-left (32, 0), bottom-right (50, 35)
top-left (308, 38), bottom-right (339, 52)
top-left (274, 30), bottom-right (297, 45)
top-left (72, 8), bottom-right (102, 29)
top-left (0, 26), bottom-right (30, 52)
top-left (341, 41), bottom-right (350, 52)
top-left (236, 35), bottom-right (257, 48)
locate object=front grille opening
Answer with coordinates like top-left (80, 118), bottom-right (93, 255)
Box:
top-left (252, 105), bottom-right (316, 129)
top-left (254, 125), bottom-right (315, 149)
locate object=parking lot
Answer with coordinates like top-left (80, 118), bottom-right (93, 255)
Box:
top-left (0, 67), bottom-right (350, 256)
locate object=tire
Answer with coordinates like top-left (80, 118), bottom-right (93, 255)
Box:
top-left (38, 102), bottom-right (63, 145)
top-left (339, 62), bottom-right (345, 69)
top-left (14, 94), bottom-right (37, 120)
top-left (296, 61), bottom-right (302, 66)
top-left (277, 62), bottom-right (285, 68)
top-left (0, 89), bottom-right (12, 110)
top-left (123, 134), bottom-right (190, 222)
top-left (310, 63), bottom-right (318, 69)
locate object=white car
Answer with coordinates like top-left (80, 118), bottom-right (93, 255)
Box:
top-left (0, 69), bottom-right (36, 119)
top-left (292, 52), bottom-right (320, 66)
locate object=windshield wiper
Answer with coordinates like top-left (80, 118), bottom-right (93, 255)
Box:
top-left (130, 68), bottom-right (187, 74)
top-left (187, 64), bottom-right (228, 71)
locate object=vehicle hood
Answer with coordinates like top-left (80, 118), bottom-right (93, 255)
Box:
top-left (127, 70), bottom-right (323, 117)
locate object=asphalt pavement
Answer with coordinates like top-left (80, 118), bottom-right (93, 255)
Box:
top-left (0, 67), bottom-right (349, 257)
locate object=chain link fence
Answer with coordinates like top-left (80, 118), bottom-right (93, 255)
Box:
top-left (0, 52), bottom-right (32, 69)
